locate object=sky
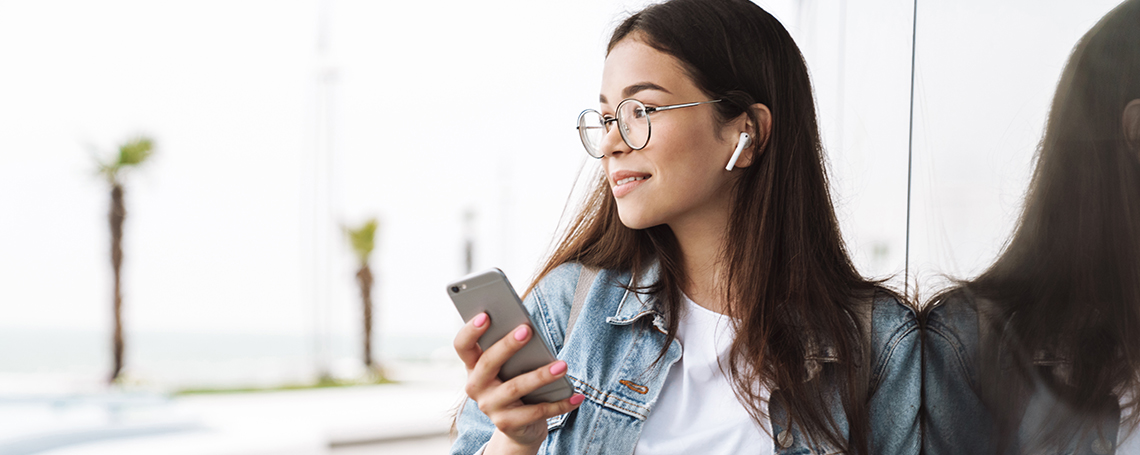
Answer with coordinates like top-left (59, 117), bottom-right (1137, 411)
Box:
top-left (0, 0), bottom-right (1126, 385)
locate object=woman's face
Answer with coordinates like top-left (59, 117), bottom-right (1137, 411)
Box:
top-left (598, 37), bottom-right (746, 231)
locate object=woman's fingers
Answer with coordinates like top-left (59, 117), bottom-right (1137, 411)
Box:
top-left (464, 323), bottom-right (533, 402)
top-left (478, 358), bottom-right (578, 418)
top-left (490, 359), bottom-right (570, 405)
top-left (454, 319), bottom-right (584, 444)
top-left (469, 324), bottom-right (533, 388)
top-left (490, 393), bottom-right (587, 432)
top-left (453, 312), bottom-right (491, 370)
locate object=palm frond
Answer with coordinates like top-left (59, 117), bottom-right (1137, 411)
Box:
top-left (346, 218), bottom-right (379, 265)
top-left (117, 136), bottom-right (154, 167)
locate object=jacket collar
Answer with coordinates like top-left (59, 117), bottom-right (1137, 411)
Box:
top-left (601, 259), bottom-right (845, 374)
top-left (606, 260), bottom-right (662, 326)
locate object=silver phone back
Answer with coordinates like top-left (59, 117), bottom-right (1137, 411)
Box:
top-left (447, 268), bottom-right (574, 404)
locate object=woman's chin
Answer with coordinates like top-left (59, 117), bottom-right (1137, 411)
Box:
top-left (616, 211), bottom-right (660, 230)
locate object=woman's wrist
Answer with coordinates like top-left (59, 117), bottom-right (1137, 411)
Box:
top-left (486, 429), bottom-right (543, 455)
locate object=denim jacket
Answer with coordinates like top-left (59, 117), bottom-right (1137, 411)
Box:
top-left (923, 293), bottom-right (1121, 455)
top-left (452, 262), bottom-right (920, 455)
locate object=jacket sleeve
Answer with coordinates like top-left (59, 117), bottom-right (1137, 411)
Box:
top-left (450, 397), bottom-right (493, 455)
top-left (868, 298), bottom-right (922, 455)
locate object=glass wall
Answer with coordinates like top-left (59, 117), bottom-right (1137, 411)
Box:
top-left (909, 0), bottom-right (1125, 297)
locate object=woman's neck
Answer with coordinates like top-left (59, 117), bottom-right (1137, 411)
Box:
top-left (669, 208), bottom-right (732, 315)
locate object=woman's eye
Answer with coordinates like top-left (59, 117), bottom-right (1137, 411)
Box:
top-left (633, 107), bottom-right (647, 119)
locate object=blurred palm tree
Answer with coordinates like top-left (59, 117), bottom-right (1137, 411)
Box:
top-left (97, 136), bottom-right (154, 384)
top-left (346, 218), bottom-right (383, 377)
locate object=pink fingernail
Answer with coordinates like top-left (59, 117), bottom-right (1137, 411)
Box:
top-left (570, 394), bottom-right (585, 405)
top-left (472, 313), bottom-right (488, 328)
top-left (513, 325), bottom-right (529, 341)
top-left (549, 361), bottom-right (567, 376)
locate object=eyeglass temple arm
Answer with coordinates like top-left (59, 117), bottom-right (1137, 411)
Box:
top-left (649, 99), bottom-right (722, 113)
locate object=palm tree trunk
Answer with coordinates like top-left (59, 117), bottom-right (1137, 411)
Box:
top-left (109, 184), bottom-right (125, 383)
top-left (356, 265), bottom-right (374, 368)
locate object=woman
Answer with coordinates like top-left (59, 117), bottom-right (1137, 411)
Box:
top-left (922, 1), bottom-right (1140, 454)
top-left (452, 0), bottom-right (919, 453)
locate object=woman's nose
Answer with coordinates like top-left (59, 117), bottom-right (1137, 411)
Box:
top-left (598, 124), bottom-right (632, 158)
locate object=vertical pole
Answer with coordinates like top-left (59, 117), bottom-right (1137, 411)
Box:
top-left (463, 209), bottom-right (475, 274)
top-left (310, 0), bottom-right (336, 381)
top-left (904, 0), bottom-right (919, 298)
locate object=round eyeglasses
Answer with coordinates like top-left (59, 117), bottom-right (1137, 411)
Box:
top-left (576, 98), bottom-right (722, 158)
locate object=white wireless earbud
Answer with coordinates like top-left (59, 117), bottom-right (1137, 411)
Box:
top-left (725, 132), bottom-right (752, 171)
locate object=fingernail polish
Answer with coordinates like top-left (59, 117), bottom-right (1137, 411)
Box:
top-left (472, 313), bottom-right (488, 328)
top-left (514, 325), bottom-right (529, 341)
top-left (549, 361), bottom-right (567, 376)
top-left (570, 394), bottom-right (585, 405)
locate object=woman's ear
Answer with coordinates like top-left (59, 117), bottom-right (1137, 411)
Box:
top-left (1124, 99), bottom-right (1140, 149)
top-left (730, 103), bottom-right (772, 169)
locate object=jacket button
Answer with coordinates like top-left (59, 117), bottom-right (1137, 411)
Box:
top-left (777, 430), bottom-right (793, 448)
top-left (1092, 437), bottom-right (1113, 455)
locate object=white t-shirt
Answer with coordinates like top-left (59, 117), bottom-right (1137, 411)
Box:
top-left (634, 294), bottom-right (774, 455)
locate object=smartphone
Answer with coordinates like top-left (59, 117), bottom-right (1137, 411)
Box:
top-left (447, 268), bottom-right (575, 404)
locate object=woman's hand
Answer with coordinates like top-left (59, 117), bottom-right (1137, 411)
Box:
top-left (453, 312), bottom-right (586, 454)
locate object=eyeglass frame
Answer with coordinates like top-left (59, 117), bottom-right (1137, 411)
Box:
top-left (576, 98), bottom-right (722, 158)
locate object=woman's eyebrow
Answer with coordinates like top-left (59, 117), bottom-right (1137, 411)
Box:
top-left (624, 82), bottom-right (671, 98)
top-left (598, 82), bottom-right (673, 104)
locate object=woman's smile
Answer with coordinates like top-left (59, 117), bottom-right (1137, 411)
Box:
top-left (610, 170), bottom-right (652, 198)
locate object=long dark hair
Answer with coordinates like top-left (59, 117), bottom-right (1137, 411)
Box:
top-left (527, 0), bottom-right (884, 451)
top-left (930, 0), bottom-right (1140, 450)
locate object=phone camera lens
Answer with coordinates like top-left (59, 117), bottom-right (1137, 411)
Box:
top-left (450, 286), bottom-right (460, 293)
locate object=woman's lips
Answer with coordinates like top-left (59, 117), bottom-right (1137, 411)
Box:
top-left (612, 175), bottom-right (650, 198)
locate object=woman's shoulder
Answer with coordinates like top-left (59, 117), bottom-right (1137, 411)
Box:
top-left (870, 290), bottom-right (917, 324)
top-left (865, 290), bottom-right (920, 356)
top-left (923, 288), bottom-right (981, 334)
top-left (521, 263), bottom-right (586, 349)
top-left (528, 262), bottom-right (647, 309)
top-left (529, 262), bottom-right (587, 301)
top-left (523, 262), bottom-right (641, 349)
top-left (862, 290), bottom-right (918, 345)
top-left (527, 262), bottom-right (625, 308)
top-left (922, 288), bottom-right (983, 378)
top-left (858, 291), bottom-right (922, 400)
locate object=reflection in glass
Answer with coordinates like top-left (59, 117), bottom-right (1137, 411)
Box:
top-left (923, 1), bottom-right (1140, 453)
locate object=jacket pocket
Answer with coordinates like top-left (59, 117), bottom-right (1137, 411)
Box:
top-left (546, 410), bottom-right (570, 431)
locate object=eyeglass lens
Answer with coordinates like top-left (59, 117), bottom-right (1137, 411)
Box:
top-left (577, 100), bottom-right (653, 158)
top-left (577, 110), bottom-right (606, 158)
top-left (617, 100), bottom-right (650, 150)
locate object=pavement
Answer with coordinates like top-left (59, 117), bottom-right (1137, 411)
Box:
top-left (0, 372), bottom-right (467, 455)
top-left (331, 435), bottom-right (451, 455)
